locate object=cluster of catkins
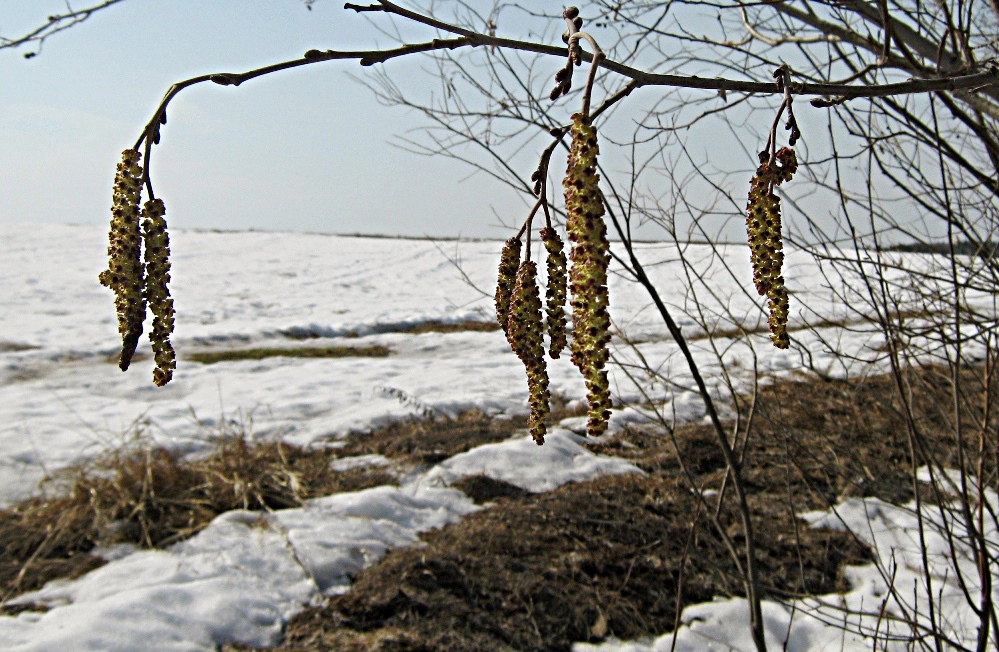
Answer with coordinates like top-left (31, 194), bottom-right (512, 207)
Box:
top-left (495, 114), bottom-right (612, 443)
top-left (98, 149), bottom-right (176, 386)
top-left (745, 147), bottom-right (797, 349)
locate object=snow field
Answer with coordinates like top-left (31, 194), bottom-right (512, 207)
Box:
top-left (2, 223), bottom-right (996, 650)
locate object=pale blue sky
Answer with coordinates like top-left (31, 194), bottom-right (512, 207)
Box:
top-left (1, 1), bottom-right (527, 238)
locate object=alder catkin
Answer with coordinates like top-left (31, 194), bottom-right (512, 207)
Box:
top-left (540, 227), bottom-right (568, 359)
top-left (141, 198), bottom-right (176, 386)
top-left (746, 147), bottom-right (797, 349)
top-left (495, 237), bottom-right (522, 337)
top-left (506, 261), bottom-right (550, 445)
top-left (99, 149), bottom-right (146, 371)
top-left (563, 114), bottom-right (612, 436)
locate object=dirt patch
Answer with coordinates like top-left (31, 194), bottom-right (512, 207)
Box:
top-left (450, 475), bottom-right (530, 504)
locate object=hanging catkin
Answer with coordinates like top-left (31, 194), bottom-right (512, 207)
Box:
top-left (540, 227), bottom-right (568, 359)
top-left (746, 147), bottom-right (797, 349)
top-left (495, 237), bottom-right (523, 337)
top-left (141, 198), bottom-right (176, 386)
top-left (563, 114), bottom-right (612, 436)
top-left (99, 149), bottom-right (147, 371)
top-left (506, 261), bottom-right (550, 444)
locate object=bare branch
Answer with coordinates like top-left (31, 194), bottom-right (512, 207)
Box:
top-left (0, 0), bottom-right (126, 58)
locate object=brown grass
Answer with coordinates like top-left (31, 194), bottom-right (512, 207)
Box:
top-left (7, 363), bottom-right (990, 650)
top-left (0, 404), bottom-right (575, 606)
top-left (0, 342), bottom-right (38, 352)
top-left (283, 320), bottom-right (501, 340)
top-left (187, 345), bottom-right (391, 364)
top-left (263, 363), bottom-right (991, 651)
top-left (399, 321), bottom-right (501, 335)
top-left (686, 308), bottom-right (942, 343)
top-left (0, 432), bottom-right (394, 603)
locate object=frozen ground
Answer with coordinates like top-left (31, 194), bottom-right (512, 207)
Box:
top-left (1, 223), bottom-right (996, 650)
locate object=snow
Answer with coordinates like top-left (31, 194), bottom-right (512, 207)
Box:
top-left (2, 223), bottom-right (997, 650)
top-left (0, 224), bottom-right (872, 506)
top-left (423, 428), bottom-right (641, 493)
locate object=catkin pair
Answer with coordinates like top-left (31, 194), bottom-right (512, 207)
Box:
top-left (99, 149), bottom-right (177, 384)
top-left (746, 147), bottom-right (797, 349)
top-left (564, 114), bottom-right (612, 436)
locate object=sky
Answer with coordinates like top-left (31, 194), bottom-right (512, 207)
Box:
top-left (0, 0), bottom-right (529, 238)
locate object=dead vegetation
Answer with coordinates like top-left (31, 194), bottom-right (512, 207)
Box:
top-left (186, 344), bottom-right (392, 364)
top-left (266, 364), bottom-right (990, 651)
top-left (0, 432), bottom-right (394, 602)
top-left (4, 364), bottom-right (990, 650)
top-left (0, 405), bottom-right (575, 605)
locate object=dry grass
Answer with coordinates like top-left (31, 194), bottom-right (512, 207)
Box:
top-left (186, 345), bottom-right (392, 364)
top-left (282, 320), bottom-right (501, 340)
top-left (334, 399), bottom-right (583, 466)
top-left (264, 364), bottom-right (990, 651)
top-left (0, 403), bottom-right (575, 605)
top-left (6, 363), bottom-right (990, 649)
top-left (0, 430), bottom-right (394, 602)
top-left (399, 321), bottom-right (501, 335)
top-left (0, 341), bottom-right (38, 352)
top-left (685, 308), bottom-right (942, 343)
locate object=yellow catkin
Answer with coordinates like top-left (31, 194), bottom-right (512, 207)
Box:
top-left (141, 199), bottom-right (176, 386)
top-left (563, 114), bottom-right (612, 436)
top-left (746, 147), bottom-right (797, 349)
top-left (99, 149), bottom-right (146, 371)
top-left (506, 261), bottom-right (550, 445)
top-left (495, 237), bottom-right (522, 337)
top-left (540, 227), bottom-right (568, 359)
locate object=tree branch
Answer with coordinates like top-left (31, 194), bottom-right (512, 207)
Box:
top-left (0, 0), bottom-right (126, 58)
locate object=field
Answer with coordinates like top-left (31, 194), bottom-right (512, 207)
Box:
top-left (1, 223), bottom-right (996, 650)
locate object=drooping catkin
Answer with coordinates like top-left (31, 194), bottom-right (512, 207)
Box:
top-left (563, 114), bottom-right (612, 436)
top-left (506, 261), bottom-right (550, 445)
top-left (540, 227), bottom-right (568, 359)
top-left (746, 147), bottom-right (797, 349)
top-left (141, 198), bottom-right (176, 386)
top-left (495, 237), bottom-right (522, 337)
top-left (99, 149), bottom-right (146, 371)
